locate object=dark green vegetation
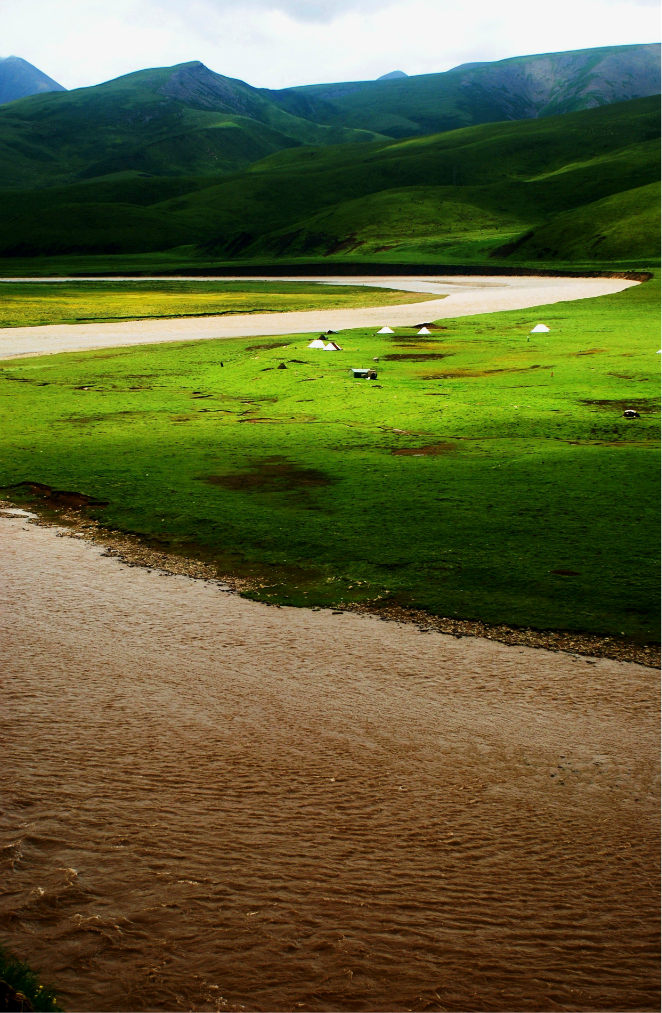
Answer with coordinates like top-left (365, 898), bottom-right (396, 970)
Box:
top-left (0, 44), bottom-right (657, 189)
top-left (0, 56), bottom-right (65, 106)
top-left (0, 61), bottom-right (381, 189)
top-left (0, 93), bottom-right (658, 265)
top-left (273, 43), bottom-right (661, 137)
top-left (0, 280), bottom-right (436, 328)
top-left (2, 276), bottom-right (659, 642)
top-left (0, 942), bottom-right (62, 1011)
top-left (509, 181), bottom-right (660, 261)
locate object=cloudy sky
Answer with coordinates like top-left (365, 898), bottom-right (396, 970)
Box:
top-left (1, 0), bottom-right (659, 90)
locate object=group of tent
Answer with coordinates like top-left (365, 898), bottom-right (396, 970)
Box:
top-left (307, 322), bottom-right (550, 353)
top-left (376, 326), bottom-right (432, 335)
top-left (307, 325), bottom-right (434, 351)
top-left (307, 337), bottom-right (342, 350)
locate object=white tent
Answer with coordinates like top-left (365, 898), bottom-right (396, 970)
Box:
top-left (308, 338), bottom-right (326, 348)
top-left (418, 326), bottom-right (431, 335)
top-left (323, 341), bottom-right (342, 350)
top-left (530, 324), bottom-right (550, 333)
top-left (377, 326), bottom-right (394, 334)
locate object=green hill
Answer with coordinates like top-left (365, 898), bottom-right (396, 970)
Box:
top-left (499, 181), bottom-right (661, 261)
top-left (182, 96), bottom-right (661, 263)
top-left (0, 95), bottom-right (658, 266)
top-left (0, 60), bottom-right (382, 189)
top-left (195, 96), bottom-right (658, 261)
top-left (266, 44), bottom-right (660, 138)
top-left (0, 44), bottom-right (658, 191)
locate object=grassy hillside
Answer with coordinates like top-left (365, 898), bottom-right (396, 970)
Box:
top-left (243, 186), bottom-right (525, 259)
top-left (0, 61), bottom-right (382, 188)
top-left (0, 96), bottom-right (657, 264)
top-left (504, 181), bottom-right (661, 262)
top-left (154, 96), bottom-right (661, 262)
top-left (268, 44), bottom-right (660, 138)
top-left (1, 274), bottom-right (658, 641)
top-left (0, 44), bottom-right (655, 191)
top-left (0, 202), bottom-right (207, 257)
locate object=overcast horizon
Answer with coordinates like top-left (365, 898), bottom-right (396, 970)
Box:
top-left (0, 0), bottom-right (660, 92)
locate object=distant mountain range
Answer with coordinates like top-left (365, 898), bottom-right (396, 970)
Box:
top-left (0, 43), bottom-right (658, 189)
top-left (0, 56), bottom-right (65, 105)
top-left (270, 43), bottom-right (661, 137)
top-left (0, 43), bottom-right (658, 267)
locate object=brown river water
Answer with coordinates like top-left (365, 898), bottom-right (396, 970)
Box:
top-left (1, 513), bottom-right (659, 1013)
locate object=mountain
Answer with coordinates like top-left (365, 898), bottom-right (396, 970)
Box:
top-left (0, 95), bottom-right (657, 263)
top-left (0, 45), bottom-right (658, 191)
top-left (0, 56), bottom-right (65, 105)
top-left (0, 45), bottom-right (658, 265)
top-left (0, 61), bottom-right (383, 188)
top-left (377, 71), bottom-right (408, 80)
top-left (264, 43), bottom-right (661, 138)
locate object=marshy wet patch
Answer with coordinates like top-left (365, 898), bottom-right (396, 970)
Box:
top-left (581, 398), bottom-right (659, 413)
top-left (2, 374), bottom-right (51, 385)
top-left (236, 417), bottom-right (285, 424)
top-left (60, 409), bottom-right (154, 425)
top-left (201, 456), bottom-right (336, 495)
top-left (247, 341), bottom-right (292, 351)
top-left (1, 481), bottom-right (108, 512)
top-left (220, 394), bottom-right (279, 404)
top-left (384, 352), bottom-right (455, 362)
top-left (423, 365), bottom-right (550, 379)
top-left (391, 443), bottom-right (457, 457)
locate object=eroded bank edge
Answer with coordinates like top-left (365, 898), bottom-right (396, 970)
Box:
top-left (2, 499), bottom-right (658, 669)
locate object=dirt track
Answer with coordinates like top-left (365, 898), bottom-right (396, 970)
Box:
top-left (0, 273), bottom-right (638, 358)
top-left (1, 511), bottom-right (659, 1012)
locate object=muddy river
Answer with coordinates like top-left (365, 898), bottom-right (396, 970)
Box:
top-left (0, 274), bottom-right (637, 360)
top-left (0, 513), bottom-right (659, 1012)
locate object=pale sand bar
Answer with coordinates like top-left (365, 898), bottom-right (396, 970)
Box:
top-left (0, 273), bottom-right (638, 358)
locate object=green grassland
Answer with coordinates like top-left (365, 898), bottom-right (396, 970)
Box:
top-left (0, 280), bottom-right (438, 328)
top-left (0, 96), bottom-right (658, 266)
top-left (1, 275), bottom-right (658, 642)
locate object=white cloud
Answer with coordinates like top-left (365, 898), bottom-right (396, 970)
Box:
top-left (0, 0), bottom-right (658, 90)
top-left (157, 0), bottom-right (397, 22)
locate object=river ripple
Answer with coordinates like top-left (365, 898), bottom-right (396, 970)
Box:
top-left (0, 515), bottom-right (659, 1012)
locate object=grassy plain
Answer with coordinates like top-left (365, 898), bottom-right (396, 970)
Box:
top-left (0, 280), bottom-right (437, 328)
top-left (1, 275), bottom-right (658, 642)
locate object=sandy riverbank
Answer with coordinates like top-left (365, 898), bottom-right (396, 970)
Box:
top-left (1, 511), bottom-right (658, 1012)
top-left (0, 273), bottom-right (638, 358)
